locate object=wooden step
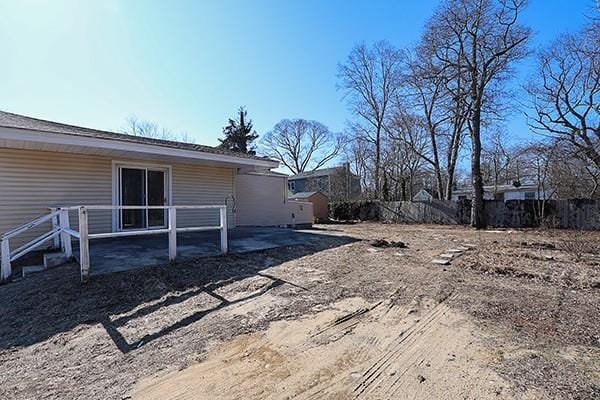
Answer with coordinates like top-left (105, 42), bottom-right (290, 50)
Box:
top-left (43, 252), bottom-right (69, 269)
top-left (22, 265), bottom-right (45, 277)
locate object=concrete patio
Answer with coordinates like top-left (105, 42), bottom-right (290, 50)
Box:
top-left (74, 227), bottom-right (340, 276)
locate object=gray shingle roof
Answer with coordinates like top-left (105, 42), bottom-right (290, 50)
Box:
top-left (289, 191), bottom-right (327, 199)
top-left (0, 110), bottom-right (274, 162)
top-left (289, 166), bottom-right (342, 180)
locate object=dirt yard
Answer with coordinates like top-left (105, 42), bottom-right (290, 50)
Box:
top-left (1, 223), bottom-right (599, 399)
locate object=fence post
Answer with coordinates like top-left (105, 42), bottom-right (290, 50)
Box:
top-left (168, 207), bottom-right (177, 262)
top-left (59, 209), bottom-right (72, 258)
top-left (78, 207), bottom-right (90, 283)
top-left (219, 206), bottom-right (228, 255)
top-left (51, 208), bottom-right (60, 249)
top-left (1, 237), bottom-right (11, 283)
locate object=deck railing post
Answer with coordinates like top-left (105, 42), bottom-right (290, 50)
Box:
top-left (1, 237), bottom-right (11, 283)
top-left (51, 208), bottom-right (60, 249)
top-left (59, 209), bottom-right (72, 258)
top-left (78, 207), bottom-right (90, 283)
top-left (219, 206), bottom-right (228, 255)
top-left (168, 207), bottom-right (177, 262)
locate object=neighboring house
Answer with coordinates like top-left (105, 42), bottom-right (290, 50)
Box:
top-left (0, 111), bottom-right (312, 249)
top-left (412, 189), bottom-right (434, 202)
top-left (451, 184), bottom-right (552, 202)
top-left (289, 191), bottom-right (329, 222)
top-left (288, 163), bottom-right (361, 202)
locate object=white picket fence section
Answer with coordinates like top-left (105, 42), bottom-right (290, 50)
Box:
top-left (1, 205), bottom-right (227, 284)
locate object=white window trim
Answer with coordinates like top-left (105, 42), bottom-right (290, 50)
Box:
top-left (111, 160), bottom-right (173, 232)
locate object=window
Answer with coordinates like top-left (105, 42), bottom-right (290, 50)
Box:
top-left (524, 192), bottom-right (536, 200)
top-left (317, 177), bottom-right (328, 192)
top-left (288, 181), bottom-right (296, 191)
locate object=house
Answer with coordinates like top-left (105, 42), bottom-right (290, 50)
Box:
top-left (0, 111), bottom-right (313, 253)
top-left (412, 189), bottom-right (434, 202)
top-left (289, 191), bottom-right (329, 222)
top-left (451, 183), bottom-right (552, 202)
top-left (288, 163), bottom-right (361, 202)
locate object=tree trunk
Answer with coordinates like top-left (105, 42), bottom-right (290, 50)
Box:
top-left (433, 165), bottom-right (444, 201)
top-left (445, 152), bottom-right (458, 200)
top-left (445, 127), bottom-right (462, 200)
top-left (445, 169), bottom-right (455, 200)
top-left (426, 123), bottom-right (445, 200)
top-left (400, 177), bottom-right (407, 201)
top-left (470, 106), bottom-right (486, 229)
top-left (375, 127), bottom-right (381, 199)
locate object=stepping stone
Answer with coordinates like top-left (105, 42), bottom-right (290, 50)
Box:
top-left (432, 259), bottom-right (450, 265)
top-left (440, 253), bottom-right (455, 259)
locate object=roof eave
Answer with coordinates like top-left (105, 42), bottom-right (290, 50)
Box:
top-left (0, 126), bottom-right (279, 169)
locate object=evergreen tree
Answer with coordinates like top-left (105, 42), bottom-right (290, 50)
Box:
top-left (218, 107), bottom-right (259, 155)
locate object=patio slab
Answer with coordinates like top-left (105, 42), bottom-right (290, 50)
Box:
top-left (74, 227), bottom-right (338, 276)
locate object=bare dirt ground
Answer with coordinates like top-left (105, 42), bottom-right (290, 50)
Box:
top-left (1, 223), bottom-right (599, 400)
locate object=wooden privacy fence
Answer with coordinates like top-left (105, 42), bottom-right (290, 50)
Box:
top-left (330, 199), bottom-right (600, 230)
top-left (1, 205), bottom-right (227, 283)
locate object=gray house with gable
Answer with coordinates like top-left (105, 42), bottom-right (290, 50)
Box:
top-left (288, 163), bottom-right (361, 202)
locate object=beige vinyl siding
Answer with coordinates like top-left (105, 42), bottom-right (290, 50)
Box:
top-left (235, 173), bottom-right (312, 226)
top-left (0, 148), bottom-right (112, 250)
top-left (236, 173), bottom-right (288, 226)
top-left (171, 163), bottom-right (235, 229)
top-left (0, 148), bottom-right (235, 250)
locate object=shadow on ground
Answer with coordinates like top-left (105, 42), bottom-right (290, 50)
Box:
top-left (0, 229), bottom-right (358, 353)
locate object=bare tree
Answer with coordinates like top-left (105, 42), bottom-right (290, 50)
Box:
top-left (123, 116), bottom-right (194, 143)
top-left (520, 142), bottom-right (558, 222)
top-left (521, 140), bottom-right (600, 200)
top-left (338, 41), bottom-right (404, 198)
top-left (260, 119), bottom-right (344, 174)
top-left (482, 130), bottom-right (515, 188)
top-left (426, 0), bottom-right (531, 228)
top-left (549, 146), bottom-right (600, 199)
top-left (403, 42), bottom-right (469, 200)
top-left (526, 21), bottom-right (599, 170)
top-left (385, 111), bottom-right (430, 199)
top-left (344, 135), bottom-right (373, 197)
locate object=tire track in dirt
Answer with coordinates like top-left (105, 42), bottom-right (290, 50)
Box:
top-left (132, 294), bottom-right (516, 400)
top-left (352, 294), bottom-right (457, 398)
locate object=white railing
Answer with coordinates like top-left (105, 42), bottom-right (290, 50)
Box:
top-left (0, 205), bottom-right (228, 284)
top-left (1, 209), bottom-right (65, 283)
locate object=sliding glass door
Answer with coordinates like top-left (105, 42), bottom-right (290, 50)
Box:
top-left (119, 167), bottom-right (167, 230)
top-left (147, 170), bottom-right (166, 227)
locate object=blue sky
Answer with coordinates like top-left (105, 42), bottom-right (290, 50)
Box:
top-left (0, 0), bottom-right (594, 151)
